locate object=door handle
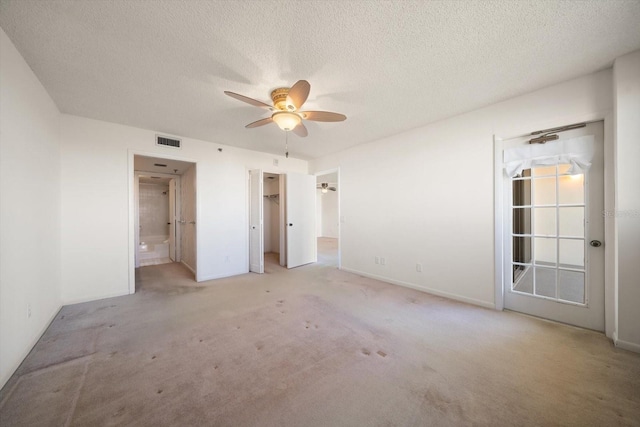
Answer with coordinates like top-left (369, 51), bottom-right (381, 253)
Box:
top-left (289, 223), bottom-right (293, 226)
top-left (590, 240), bottom-right (602, 247)
top-left (189, 221), bottom-right (196, 225)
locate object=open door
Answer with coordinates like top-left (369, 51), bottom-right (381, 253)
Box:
top-left (169, 178), bottom-right (176, 261)
top-left (286, 172), bottom-right (317, 268)
top-left (249, 169), bottom-right (264, 273)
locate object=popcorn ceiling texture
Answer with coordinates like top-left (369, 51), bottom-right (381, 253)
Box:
top-left (0, 0), bottom-right (639, 159)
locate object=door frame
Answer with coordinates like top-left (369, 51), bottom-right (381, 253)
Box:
top-left (248, 169), bottom-right (264, 273)
top-left (493, 113), bottom-right (616, 338)
top-left (315, 167), bottom-right (341, 269)
top-left (128, 150), bottom-right (199, 294)
top-left (246, 168), bottom-right (282, 272)
top-left (134, 171), bottom-right (182, 268)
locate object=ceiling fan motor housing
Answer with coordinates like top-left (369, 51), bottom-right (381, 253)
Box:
top-left (271, 87), bottom-right (292, 111)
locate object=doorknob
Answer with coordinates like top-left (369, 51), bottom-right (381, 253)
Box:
top-left (590, 240), bottom-right (602, 247)
top-left (289, 223), bottom-right (293, 226)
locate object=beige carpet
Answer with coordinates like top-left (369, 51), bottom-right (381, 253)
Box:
top-left (1, 238), bottom-right (639, 426)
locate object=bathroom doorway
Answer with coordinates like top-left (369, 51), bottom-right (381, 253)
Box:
top-left (135, 172), bottom-right (179, 267)
top-left (132, 155), bottom-right (197, 288)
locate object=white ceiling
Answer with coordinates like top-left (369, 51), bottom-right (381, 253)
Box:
top-left (2, 1), bottom-right (639, 160)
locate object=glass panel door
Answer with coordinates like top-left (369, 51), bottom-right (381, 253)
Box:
top-left (511, 164), bottom-right (586, 305)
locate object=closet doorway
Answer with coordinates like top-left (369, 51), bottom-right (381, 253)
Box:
top-left (249, 170), bottom-right (317, 272)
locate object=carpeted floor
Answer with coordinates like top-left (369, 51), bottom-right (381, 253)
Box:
top-left (1, 238), bottom-right (639, 426)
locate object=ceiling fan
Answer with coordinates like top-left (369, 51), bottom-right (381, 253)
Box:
top-left (317, 182), bottom-right (336, 193)
top-left (224, 80), bottom-right (346, 137)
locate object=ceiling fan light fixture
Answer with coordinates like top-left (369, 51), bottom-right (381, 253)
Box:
top-left (272, 111), bottom-right (301, 131)
top-left (321, 187), bottom-right (328, 194)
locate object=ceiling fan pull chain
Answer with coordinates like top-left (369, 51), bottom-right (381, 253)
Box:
top-left (285, 131), bottom-right (289, 158)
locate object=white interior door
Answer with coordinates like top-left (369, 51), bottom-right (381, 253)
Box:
top-left (249, 169), bottom-right (264, 273)
top-left (169, 178), bottom-right (176, 262)
top-left (503, 121), bottom-right (605, 331)
top-left (286, 172), bottom-right (317, 268)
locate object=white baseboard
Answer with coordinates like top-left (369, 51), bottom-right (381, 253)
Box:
top-left (181, 260), bottom-right (196, 275)
top-left (614, 336), bottom-right (640, 353)
top-left (198, 269), bottom-right (249, 282)
top-left (340, 267), bottom-right (495, 309)
top-left (0, 304), bottom-right (62, 390)
top-left (62, 290), bottom-right (130, 306)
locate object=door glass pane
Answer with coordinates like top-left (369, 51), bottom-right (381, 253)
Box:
top-left (513, 236), bottom-right (532, 264)
top-left (559, 207), bottom-right (584, 237)
top-left (559, 174), bottom-right (584, 204)
top-left (533, 177), bottom-right (556, 205)
top-left (558, 270), bottom-right (585, 304)
top-left (512, 179), bottom-right (531, 206)
top-left (559, 239), bottom-right (584, 268)
top-left (532, 166), bottom-right (556, 177)
top-left (534, 207), bottom-right (556, 236)
top-left (535, 267), bottom-right (556, 298)
top-left (513, 208), bottom-right (531, 235)
top-left (534, 237), bottom-right (556, 266)
top-left (513, 266), bottom-right (533, 294)
top-left (558, 164), bottom-right (572, 175)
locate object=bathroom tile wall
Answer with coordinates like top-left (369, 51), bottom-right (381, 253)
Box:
top-left (139, 183), bottom-right (170, 239)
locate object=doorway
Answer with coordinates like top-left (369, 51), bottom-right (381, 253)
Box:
top-left (263, 173), bottom-right (282, 269)
top-left (136, 173), bottom-right (178, 267)
top-left (131, 154), bottom-right (197, 292)
top-left (500, 121), bottom-right (605, 331)
top-left (249, 170), bottom-right (317, 272)
top-left (315, 170), bottom-right (340, 267)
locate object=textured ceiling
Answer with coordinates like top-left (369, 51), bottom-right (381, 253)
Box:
top-left (2, 1), bottom-right (640, 160)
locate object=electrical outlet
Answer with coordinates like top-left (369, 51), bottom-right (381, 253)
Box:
top-left (380, 257), bottom-right (386, 266)
top-left (375, 256), bottom-right (380, 264)
top-left (27, 303), bottom-right (32, 318)
top-left (416, 263), bottom-right (422, 273)
top-left (225, 255), bottom-right (230, 262)
top-left (273, 159), bottom-right (279, 167)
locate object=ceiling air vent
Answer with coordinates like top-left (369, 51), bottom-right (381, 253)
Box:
top-left (155, 135), bottom-right (181, 149)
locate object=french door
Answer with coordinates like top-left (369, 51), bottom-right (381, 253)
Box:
top-left (503, 121), bottom-right (605, 331)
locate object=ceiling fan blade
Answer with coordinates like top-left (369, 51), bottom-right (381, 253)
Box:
top-left (300, 111), bottom-right (346, 122)
top-left (286, 80), bottom-right (310, 111)
top-left (245, 117), bottom-right (273, 128)
top-left (291, 121), bottom-right (308, 137)
top-left (329, 187), bottom-right (337, 191)
top-left (224, 91), bottom-right (272, 109)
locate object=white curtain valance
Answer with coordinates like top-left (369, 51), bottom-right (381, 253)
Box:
top-left (503, 135), bottom-right (595, 178)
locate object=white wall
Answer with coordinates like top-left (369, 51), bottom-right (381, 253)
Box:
top-left (0, 28), bottom-right (62, 388)
top-left (613, 49), bottom-right (640, 351)
top-left (311, 69), bottom-right (613, 309)
top-left (321, 190), bottom-right (339, 238)
top-left (60, 115), bottom-right (307, 303)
